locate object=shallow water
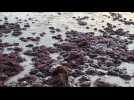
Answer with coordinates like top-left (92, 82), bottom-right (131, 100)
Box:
top-left (1, 12), bottom-right (134, 86)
